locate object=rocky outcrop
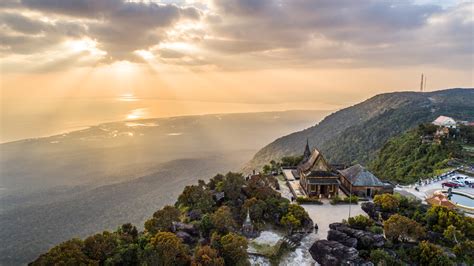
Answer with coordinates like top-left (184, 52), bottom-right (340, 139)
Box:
top-left (172, 222), bottom-right (199, 245)
top-left (176, 231), bottom-right (195, 245)
top-left (302, 218), bottom-right (315, 233)
top-left (172, 222), bottom-right (199, 236)
top-left (329, 223), bottom-right (385, 250)
top-left (327, 229), bottom-right (357, 248)
top-left (309, 240), bottom-right (373, 266)
top-left (360, 202), bottom-right (392, 221)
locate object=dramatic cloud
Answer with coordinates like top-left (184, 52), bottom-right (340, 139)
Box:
top-left (2, 0), bottom-right (200, 62)
top-left (0, 0), bottom-right (472, 71)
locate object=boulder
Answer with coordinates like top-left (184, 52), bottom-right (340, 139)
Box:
top-left (361, 202), bottom-right (392, 221)
top-left (329, 223), bottom-right (385, 249)
top-left (327, 229), bottom-right (358, 248)
top-left (176, 231), bottom-right (195, 245)
top-left (309, 240), bottom-right (372, 266)
top-left (288, 232), bottom-right (306, 244)
top-left (423, 231), bottom-right (444, 243)
top-left (187, 210), bottom-right (202, 221)
top-left (361, 202), bottom-right (378, 220)
top-left (172, 222), bottom-right (199, 236)
top-left (301, 217), bottom-right (315, 233)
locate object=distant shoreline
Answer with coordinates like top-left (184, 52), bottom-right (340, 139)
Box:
top-left (0, 109), bottom-right (333, 145)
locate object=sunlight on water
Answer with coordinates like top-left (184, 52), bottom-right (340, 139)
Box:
top-left (118, 93), bottom-right (138, 102)
top-left (126, 108), bottom-right (148, 120)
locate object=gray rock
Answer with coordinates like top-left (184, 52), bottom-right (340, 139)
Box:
top-left (327, 229), bottom-right (358, 248)
top-left (329, 223), bottom-right (384, 249)
top-left (176, 231), bottom-right (195, 245)
top-left (172, 222), bottom-right (199, 236)
top-left (310, 240), bottom-right (372, 266)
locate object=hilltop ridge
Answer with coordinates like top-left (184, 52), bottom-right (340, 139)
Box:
top-left (245, 88), bottom-right (474, 171)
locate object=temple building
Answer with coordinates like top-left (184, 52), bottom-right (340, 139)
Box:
top-left (298, 148), bottom-right (340, 198)
top-left (339, 164), bottom-right (393, 197)
top-left (433, 115), bottom-right (457, 128)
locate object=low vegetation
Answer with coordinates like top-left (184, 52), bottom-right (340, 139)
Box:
top-left (295, 197), bottom-right (323, 205)
top-left (330, 195), bottom-right (359, 205)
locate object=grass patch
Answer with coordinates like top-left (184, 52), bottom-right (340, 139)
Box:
top-left (250, 240), bottom-right (291, 266)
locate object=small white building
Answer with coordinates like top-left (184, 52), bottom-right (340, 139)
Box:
top-left (432, 115), bottom-right (457, 128)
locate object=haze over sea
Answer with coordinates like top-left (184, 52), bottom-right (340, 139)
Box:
top-left (0, 95), bottom-right (339, 143)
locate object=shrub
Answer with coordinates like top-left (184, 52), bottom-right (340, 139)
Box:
top-left (453, 240), bottom-right (474, 264)
top-left (370, 249), bottom-right (399, 266)
top-left (368, 225), bottom-right (384, 234)
top-left (296, 197), bottom-right (323, 205)
top-left (374, 194), bottom-right (399, 212)
top-left (384, 214), bottom-right (426, 243)
top-left (330, 195), bottom-right (358, 205)
top-left (415, 241), bottom-right (453, 266)
top-left (348, 215), bottom-right (374, 230)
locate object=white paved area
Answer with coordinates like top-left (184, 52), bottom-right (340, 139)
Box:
top-left (396, 173), bottom-right (474, 201)
top-left (303, 201), bottom-right (367, 239)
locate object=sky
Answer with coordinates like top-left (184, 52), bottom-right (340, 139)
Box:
top-left (0, 0), bottom-right (473, 141)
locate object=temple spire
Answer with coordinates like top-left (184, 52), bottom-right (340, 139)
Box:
top-left (245, 208), bottom-right (251, 224)
top-left (303, 138), bottom-right (311, 160)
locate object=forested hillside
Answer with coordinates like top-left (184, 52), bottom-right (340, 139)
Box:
top-left (246, 89), bottom-right (474, 171)
top-left (369, 124), bottom-right (474, 184)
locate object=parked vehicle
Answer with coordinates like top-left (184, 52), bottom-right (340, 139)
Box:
top-left (449, 180), bottom-right (466, 187)
top-left (452, 175), bottom-right (474, 185)
top-left (442, 182), bottom-right (461, 188)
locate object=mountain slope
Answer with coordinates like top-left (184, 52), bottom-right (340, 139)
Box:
top-left (246, 88), bottom-right (474, 171)
top-left (369, 124), bottom-right (473, 184)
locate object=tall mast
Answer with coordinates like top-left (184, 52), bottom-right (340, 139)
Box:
top-left (420, 73), bottom-right (424, 92)
top-left (424, 75), bottom-right (427, 91)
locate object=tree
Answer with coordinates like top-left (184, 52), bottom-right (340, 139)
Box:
top-left (31, 239), bottom-right (97, 266)
top-left (144, 205), bottom-right (181, 234)
top-left (416, 241), bottom-right (453, 266)
top-left (374, 194), bottom-right (400, 212)
top-left (384, 214), bottom-right (425, 243)
top-left (264, 197), bottom-right (289, 222)
top-left (83, 231), bottom-right (118, 263)
top-left (280, 155), bottom-right (304, 167)
top-left (219, 172), bottom-right (245, 203)
top-left (207, 174), bottom-right (224, 190)
top-left (425, 206), bottom-right (474, 238)
top-left (242, 197), bottom-right (266, 222)
top-left (287, 204), bottom-right (310, 226)
top-left (177, 185), bottom-right (214, 214)
top-left (219, 233), bottom-right (249, 266)
top-left (192, 245), bottom-right (224, 266)
top-left (141, 232), bottom-right (190, 266)
top-left (245, 175), bottom-right (279, 200)
top-left (210, 206), bottom-right (235, 234)
top-left (199, 214), bottom-right (215, 238)
top-left (262, 164), bottom-right (272, 175)
top-left (117, 223), bottom-right (138, 242)
top-left (280, 213), bottom-right (300, 234)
